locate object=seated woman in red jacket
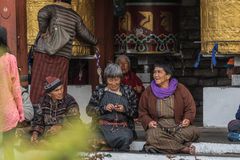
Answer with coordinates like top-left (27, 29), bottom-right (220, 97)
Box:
top-left (139, 63), bottom-right (199, 154)
top-left (115, 55), bottom-right (144, 101)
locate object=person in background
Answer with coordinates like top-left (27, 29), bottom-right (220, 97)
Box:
top-left (115, 55), bottom-right (143, 138)
top-left (30, 0), bottom-right (97, 105)
top-left (31, 76), bottom-right (81, 143)
top-left (139, 63), bottom-right (199, 154)
top-left (20, 75), bottom-right (34, 122)
top-left (226, 58), bottom-right (240, 141)
top-left (0, 26), bottom-right (24, 160)
top-left (226, 58), bottom-right (240, 79)
top-left (15, 75), bottom-right (34, 140)
top-left (228, 106), bottom-right (240, 141)
top-left (86, 64), bottom-right (137, 151)
top-left (115, 54), bottom-right (144, 101)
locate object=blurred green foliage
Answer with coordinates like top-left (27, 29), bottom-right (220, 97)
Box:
top-left (1, 122), bottom-right (110, 160)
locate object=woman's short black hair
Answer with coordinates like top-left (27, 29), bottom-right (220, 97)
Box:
top-left (55, 0), bottom-right (72, 4)
top-left (63, 0), bottom-right (72, 4)
top-left (154, 63), bottom-right (174, 76)
top-left (0, 26), bottom-right (7, 46)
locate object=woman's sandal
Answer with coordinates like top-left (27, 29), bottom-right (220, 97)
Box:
top-left (189, 145), bottom-right (196, 155)
top-left (180, 145), bottom-right (196, 155)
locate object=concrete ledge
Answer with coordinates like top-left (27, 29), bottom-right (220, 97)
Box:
top-left (203, 87), bottom-right (240, 127)
top-left (12, 150), bottom-right (240, 160)
top-left (100, 152), bottom-right (240, 160)
top-left (130, 141), bottom-right (240, 155)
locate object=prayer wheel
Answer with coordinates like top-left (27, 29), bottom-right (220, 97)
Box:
top-left (201, 0), bottom-right (240, 54)
top-left (27, 0), bottom-right (95, 56)
top-left (114, 0), bottom-right (180, 54)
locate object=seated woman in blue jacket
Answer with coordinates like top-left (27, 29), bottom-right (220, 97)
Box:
top-left (86, 63), bottom-right (138, 151)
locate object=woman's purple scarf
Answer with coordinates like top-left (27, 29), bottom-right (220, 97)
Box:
top-left (151, 78), bottom-right (178, 99)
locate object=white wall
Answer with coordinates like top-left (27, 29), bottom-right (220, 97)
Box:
top-left (67, 85), bottom-right (92, 123)
top-left (203, 87), bottom-right (240, 127)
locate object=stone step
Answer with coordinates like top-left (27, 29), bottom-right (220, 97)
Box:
top-left (4, 141), bottom-right (240, 159)
top-left (129, 141), bottom-right (240, 155)
top-left (12, 150), bottom-right (240, 160)
top-left (135, 126), bottom-right (233, 143)
top-left (99, 152), bottom-right (240, 160)
top-left (131, 126), bottom-right (240, 158)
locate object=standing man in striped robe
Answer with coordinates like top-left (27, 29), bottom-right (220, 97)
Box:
top-left (30, 0), bottom-right (97, 105)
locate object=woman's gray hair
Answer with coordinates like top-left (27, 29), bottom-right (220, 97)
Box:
top-left (104, 63), bottom-right (123, 79)
top-left (115, 54), bottom-right (131, 67)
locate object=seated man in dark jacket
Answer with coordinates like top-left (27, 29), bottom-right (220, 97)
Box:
top-left (228, 105), bottom-right (240, 141)
top-left (31, 76), bottom-right (81, 143)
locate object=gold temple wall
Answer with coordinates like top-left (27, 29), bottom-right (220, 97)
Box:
top-left (27, 0), bottom-right (95, 56)
top-left (201, 0), bottom-right (240, 54)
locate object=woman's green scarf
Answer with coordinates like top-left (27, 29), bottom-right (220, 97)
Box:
top-left (0, 45), bottom-right (8, 57)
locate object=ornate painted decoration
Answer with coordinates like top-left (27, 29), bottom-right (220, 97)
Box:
top-left (114, 1), bottom-right (179, 54)
top-left (114, 33), bottom-right (177, 53)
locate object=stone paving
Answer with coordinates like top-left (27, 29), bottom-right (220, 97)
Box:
top-left (1, 127), bottom-right (240, 159)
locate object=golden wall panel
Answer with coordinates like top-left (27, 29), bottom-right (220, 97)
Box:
top-left (71, 0), bottom-right (95, 56)
top-left (27, 0), bottom-right (95, 56)
top-left (27, 0), bottom-right (54, 45)
top-left (139, 11), bottom-right (153, 32)
top-left (201, 0), bottom-right (240, 54)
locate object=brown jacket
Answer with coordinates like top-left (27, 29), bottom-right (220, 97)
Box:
top-left (139, 83), bottom-right (196, 130)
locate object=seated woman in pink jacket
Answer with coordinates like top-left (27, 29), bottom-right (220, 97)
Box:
top-left (0, 26), bottom-right (24, 160)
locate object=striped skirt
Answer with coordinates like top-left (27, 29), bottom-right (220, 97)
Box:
top-left (30, 52), bottom-right (69, 104)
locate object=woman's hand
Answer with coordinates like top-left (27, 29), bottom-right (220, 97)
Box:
top-left (134, 85), bottom-right (143, 93)
top-left (148, 121), bottom-right (157, 129)
top-left (105, 104), bottom-right (114, 112)
top-left (31, 131), bottom-right (39, 143)
top-left (114, 104), bottom-right (125, 113)
top-left (18, 110), bottom-right (25, 122)
top-left (41, 32), bottom-right (48, 39)
top-left (46, 125), bottom-right (62, 136)
top-left (181, 119), bottom-right (190, 127)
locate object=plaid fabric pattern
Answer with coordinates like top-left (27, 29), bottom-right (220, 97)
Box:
top-left (30, 52), bottom-right (69, 104)
top-left (86, 84), bottom-right (138, 130)
top-left (99, 91), bottom-right (129, 122)
top-left (86, 84), bottom-right (137, 118)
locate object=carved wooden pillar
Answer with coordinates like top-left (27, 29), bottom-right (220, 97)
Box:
top-left (0, 0), bottom-right (17, 55)
top-left (0, 0), bottom-right (28, 85)
top-left (89, 0), bottom-right (114, 89)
